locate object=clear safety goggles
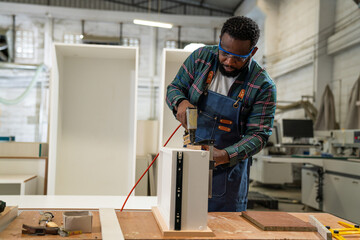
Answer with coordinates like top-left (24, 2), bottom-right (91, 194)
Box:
top-left (218, 40), bottom-right (255, 63)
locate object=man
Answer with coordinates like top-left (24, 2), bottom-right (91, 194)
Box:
top-left (166, 16), bottom-right (276, 212)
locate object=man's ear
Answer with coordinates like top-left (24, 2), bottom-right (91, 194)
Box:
top-left (251, 47), bottom-right (258, 56)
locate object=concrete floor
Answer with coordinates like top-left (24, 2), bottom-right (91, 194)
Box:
top-left (248, 181), bottom-right (322, 213)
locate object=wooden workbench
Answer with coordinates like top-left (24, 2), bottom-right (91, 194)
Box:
top-left (0, 210), bottom-right (354, 239)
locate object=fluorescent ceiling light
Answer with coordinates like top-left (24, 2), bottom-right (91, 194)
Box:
top-left (133, 19), bottom-right (173, 29)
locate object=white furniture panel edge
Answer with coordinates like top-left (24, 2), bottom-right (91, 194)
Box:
top-left (159, 49), bottom-right (192, 149)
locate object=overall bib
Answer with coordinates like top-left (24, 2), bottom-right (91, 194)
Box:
top-left (195, 62), bottom-right (258, 212)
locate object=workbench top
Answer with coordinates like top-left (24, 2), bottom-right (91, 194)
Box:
top-left (0, 210), bottom-right (354, 239)
top-left (0, 195), bottom-right (157, 210)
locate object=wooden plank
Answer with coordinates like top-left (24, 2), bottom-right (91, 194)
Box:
top-left (242, 211), bottom-right (317, 231)
top-left (151, 206), bottom-right (214, 237)
top-left (0, 206), bottom-right (18, 232)
top-left (24, 175), bottom-right (37, 183)
top-left (308, 215), bottom-right (332, 240)
top-left (99, 208), bottom-right (124, 240)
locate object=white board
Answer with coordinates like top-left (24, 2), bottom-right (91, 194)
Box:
top-left (159, 49), bottom-right (192, 149)
top-left (48, 43), bottom-right (138, 195)
top-left (157, 147), bottom-right (209, 230)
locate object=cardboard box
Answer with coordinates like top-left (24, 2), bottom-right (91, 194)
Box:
top-left (63, 211), bottom-right (92, 233)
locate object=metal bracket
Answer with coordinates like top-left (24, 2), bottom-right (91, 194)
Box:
top-left (175, 151), bottom-right (183, 231)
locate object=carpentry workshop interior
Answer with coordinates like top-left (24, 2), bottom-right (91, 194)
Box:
top-left (0, 0), bottom-right (360, 239)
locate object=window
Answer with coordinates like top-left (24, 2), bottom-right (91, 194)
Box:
top-left (63, 33), bottom-right (82, 44)
top-left (15, 30), bottom-right (34, 59)
top-left (122, 37), bottom-right (139, 47)
top-left (165, 40), bottom-right (177, 49)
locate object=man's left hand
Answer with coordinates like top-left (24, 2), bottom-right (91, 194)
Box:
top-left (202, 146), bottom-right (230, 167)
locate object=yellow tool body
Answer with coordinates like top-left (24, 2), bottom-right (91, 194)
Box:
top-left (327, 221), bottom-right (360, 240)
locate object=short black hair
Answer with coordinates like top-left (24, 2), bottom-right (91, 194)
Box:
top-left (220, 16), bottom-right (260, 49)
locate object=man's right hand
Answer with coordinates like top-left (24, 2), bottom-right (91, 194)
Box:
top-left (176, 100), bottom-right (195, 129)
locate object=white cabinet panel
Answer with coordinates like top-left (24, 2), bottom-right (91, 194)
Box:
top-left (49, 44), bottom-right (138, 195)
top-left (159, 49), bottom-right (192, 149)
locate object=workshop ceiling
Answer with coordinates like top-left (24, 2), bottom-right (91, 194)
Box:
top-left (0, 0), bottom-right (244, 16)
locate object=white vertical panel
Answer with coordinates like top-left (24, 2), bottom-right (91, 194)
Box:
top-left (157, 147), bottom-right (209, 230)
top-left (49, 43), bottom-right (137, 195)
top-left (159, 49), bottom-right (192, 149)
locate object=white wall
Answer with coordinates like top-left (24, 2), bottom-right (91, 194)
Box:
top-left (237, 0), bottom-right (360, 128)
top-left (331, 0), bottom-right (360, 127)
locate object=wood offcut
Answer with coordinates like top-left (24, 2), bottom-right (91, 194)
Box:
top-left (242, 211), bottom-right (317, 231)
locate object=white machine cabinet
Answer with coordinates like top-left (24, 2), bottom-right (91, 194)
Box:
top-left (157, 147), bottom-right (209, 231)
top-left (301, 165), bottom-right (322, 210)
top-left (250, 156), bottom-right (293, 184)
top-left (49, 43), bottom-right (138, 195)
top-left (322, 160), bottom-right (360, 224)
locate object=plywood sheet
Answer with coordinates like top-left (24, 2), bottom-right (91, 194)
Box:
top-left (242, 211), bottom-right (317, 231)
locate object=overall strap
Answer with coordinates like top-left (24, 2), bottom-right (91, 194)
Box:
top-left (203, 70), bottom-right (215, 95)
top-left (203, 61), bottom-right (219, 95)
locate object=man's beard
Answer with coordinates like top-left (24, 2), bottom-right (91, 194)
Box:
top-left (218, 59), bottom-right (250, 78)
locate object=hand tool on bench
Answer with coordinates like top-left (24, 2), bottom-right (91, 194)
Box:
top-left (22, 224), bottom-right (59, 236)
top-left (22, 211), bottom-right (59, 236)
top-left (39, 211), bottom-right (58, 228)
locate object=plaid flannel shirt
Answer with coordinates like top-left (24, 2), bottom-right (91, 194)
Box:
top-left (166, 45), bottom-right (277, 167)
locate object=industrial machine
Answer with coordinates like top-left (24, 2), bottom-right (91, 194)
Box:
top-left (301, 129), bottom-right (360, 223)
top-left (316, 129), bottom-right (360, 158)
top-left (251, 121), bottom-right (360, 223)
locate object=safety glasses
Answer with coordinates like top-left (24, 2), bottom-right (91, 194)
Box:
top-left (218, 40), bottom-right (255, 63)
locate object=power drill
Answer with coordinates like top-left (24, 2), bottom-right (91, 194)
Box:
top-left (185, 107), bottom-right (198, 144)
top-left (185, 107), bottom-right (216, 198)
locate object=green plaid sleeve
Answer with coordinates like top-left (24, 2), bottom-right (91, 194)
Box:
top-left (225, 77), bottom-right (277, 167)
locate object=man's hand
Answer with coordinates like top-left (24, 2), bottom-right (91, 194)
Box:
top-left (202, 146), bottom-right (230, 167)
top-left (176, 100), bottom-right (195, 129)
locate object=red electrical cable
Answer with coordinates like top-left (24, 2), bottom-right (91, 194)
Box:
top-left (120, 123), bottom-right (182, 212)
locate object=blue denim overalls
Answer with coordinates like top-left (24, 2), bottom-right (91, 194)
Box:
top-left (195, 62), bottom-right (260, 212)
